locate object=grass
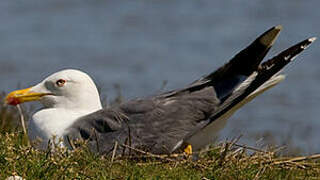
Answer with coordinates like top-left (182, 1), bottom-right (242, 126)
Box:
top-left (1, 92), bottom-right (320, 179)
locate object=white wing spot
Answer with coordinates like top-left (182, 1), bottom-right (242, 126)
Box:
top-left (301, 44), bottom-right (308, 49)
top-left (163, 100), bottom-right (176, 106)
top-left (284, 55), bottom-right (291, 61)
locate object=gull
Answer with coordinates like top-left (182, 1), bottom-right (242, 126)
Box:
top-left (5, 25), bottom-right (316, 155)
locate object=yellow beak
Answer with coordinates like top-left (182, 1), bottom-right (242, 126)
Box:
top-left (5, 87), bottom-right (52, 106)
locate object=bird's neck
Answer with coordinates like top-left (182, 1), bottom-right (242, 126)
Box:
top-left (28, 107), bottom-right (99, 149)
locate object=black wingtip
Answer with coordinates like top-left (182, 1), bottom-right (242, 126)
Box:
top-left (205, 25), bottom-right (283, 79)
top-left (308, 37), bottom-right (317, 43)
top-left (296, 36), bottom-right (317, 52)
top-left (227, 25), bottom-right (283, 75)
top-left (297, 37), bottom-right (316, 52)
top-left (261, 36), bottom-right (316, 71)
top-left (206, 36), bottom-right (315, 126)
top-left (258, 25), bottom-right (282, 48)
top-left (248, 37), bottom-right (316, 93)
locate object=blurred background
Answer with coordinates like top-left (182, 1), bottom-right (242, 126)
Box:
top-left (0, 0), bottom-right (319, 154)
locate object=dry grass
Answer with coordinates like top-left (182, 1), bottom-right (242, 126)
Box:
top-left (2, 131), bottom-right (320, 179)
top-left (1, 92), bottom-right (320, 179)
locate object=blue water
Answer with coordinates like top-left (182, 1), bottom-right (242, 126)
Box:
top-left (0, 0), bottom-right (319, 153)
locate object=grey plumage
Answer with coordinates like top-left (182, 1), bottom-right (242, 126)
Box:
top-left (64, 26), bottom-right (316, 155)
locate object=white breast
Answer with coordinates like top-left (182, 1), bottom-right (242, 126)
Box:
top-left (28, 108), bottom-right (91, 150)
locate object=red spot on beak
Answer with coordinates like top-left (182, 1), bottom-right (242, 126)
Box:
top-left (6, 97), bottom-right (21, 106)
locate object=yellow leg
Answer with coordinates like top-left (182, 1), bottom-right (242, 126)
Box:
top-left (184, 144), bottom-right (192, 155)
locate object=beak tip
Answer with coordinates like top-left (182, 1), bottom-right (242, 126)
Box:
top-left (5, 87), bottom-right (44, 106)
top-left (5, 96), bottom-right (20, 106)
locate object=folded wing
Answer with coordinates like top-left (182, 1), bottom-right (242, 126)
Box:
top-left (64, 26), bottom-right (316, 155)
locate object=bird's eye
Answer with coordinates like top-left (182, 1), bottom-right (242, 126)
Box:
top-left (56, 79), bottom-right (66, 87)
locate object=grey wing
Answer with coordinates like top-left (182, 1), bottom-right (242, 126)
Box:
top-left (64, 109), bottom-right (129, 155)
top-left (184, 37), bottom-right (316, 150)
top-left (122, 28), bottom-right (315, 154)
top-left (114, 26), bottom-right (286, 154)
top-left (63, 94), bottom-right (218, 155)
top-left (63, 26), bottom-right (315, 155)
top-left (63, 25), bottom-right (283, 155)
top-left (118, 89), bottom-right (220, 154)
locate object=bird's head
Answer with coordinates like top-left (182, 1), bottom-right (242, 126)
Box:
top-left (5, 69), bottom-right (102, 111)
